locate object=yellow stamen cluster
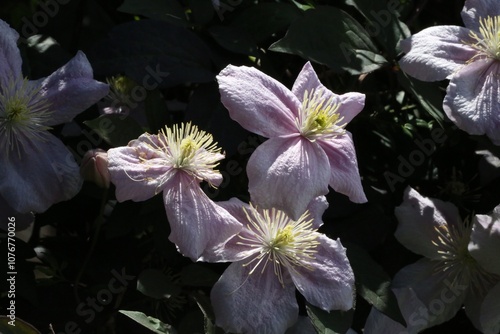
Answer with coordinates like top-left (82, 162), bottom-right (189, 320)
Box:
top-left (237, 205), bottom-right (320, 286)
top-left (132, 122), bottom-right (224, 192)
top-left (0, 77), bottom-right (52, 157)
top-left (469, 16), bottom-right (500, 60)
top-left (431, 221), bottom-right (496, 293)
top-left (297, 88), bottom-right (346, 141)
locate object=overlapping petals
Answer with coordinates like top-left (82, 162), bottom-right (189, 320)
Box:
top-left (211, 198), bottom-right (354, 333)
top-left (217, 61), bottom-right (366, 219)
top-left (398, 0), bottom-right (500, 145)
top-left (0, 20), bottom-right (108, 213)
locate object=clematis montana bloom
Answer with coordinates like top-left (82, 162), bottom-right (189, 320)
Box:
top-left (399, 0), bottom-right (500, 144)
top-left (0, 19), bottom-right (109, 213)
top-left (217, 62), bottom-right (366, 220)
top-left (211, 197), bottom-right (354, 334)
top-left (364, 187), bottom-right (500, 333)
top-left (107, 122), bottom-right (242, 261)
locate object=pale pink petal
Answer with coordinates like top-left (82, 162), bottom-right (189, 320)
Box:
top-left (107, 135), bottom-right (174, 202)
top-left (317, 133), bottom-right (367, 203)
top-left (0, 19), bottom-right (22, 87)
top-left (464, 279), bottom-right (498, 334)
top-left (443, 59), bottom-right (500, 145)
top-left (462, 0), bottom-right (500, 31)
top-left (215, 198), bottom-right (261, 262)
top-left (291, 62), bottom-right (365, 126)
top-left (247, 136), bottom-right (330, 220)
top-left (479, 283), bottom-right (500, 334)
top-left (399, 26), bottom-right (477, 81)
top-left (33, 51), bottom-right (109, 126)
top-left (394, 187), bottom-right (462, 259)
top-left (468, 207), bottom-right (500, 276)
top-left (217, 64), bottom-right (300, 137)
top-left (392, 258), bottom-right (467, 328)
top-left (211, 262), bottom-right (298, 334)
top-left (163, 172), bottom-right (243, 261)
top-left (0, 133), bottom-right (82, 213)
top-left (306, 196), bottom-right (329, 229)
top-left (289, 235), bottom-right (354, 311)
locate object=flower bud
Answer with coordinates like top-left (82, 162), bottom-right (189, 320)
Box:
top-left (80, 149), bottom-right (110, 188)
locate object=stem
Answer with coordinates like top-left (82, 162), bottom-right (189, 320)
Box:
top-left (74, 187), bottom-right (109, 303)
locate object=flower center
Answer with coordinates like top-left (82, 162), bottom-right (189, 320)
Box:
top-left (469, 16), bottom-right (500, 60)
top-left (431, 221), bottom-right (496, 293)
top-left (137, 122), bottom-right (224, 189)
top-left (238, 206), bottom-right (320, 286)
top-left (0, 77), bottom-right (52, 157)
top-left (297, 88), bottom-right (346, 141)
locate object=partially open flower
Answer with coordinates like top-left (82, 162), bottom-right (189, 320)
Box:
top-left (80, 149), bottom-right (110, 189)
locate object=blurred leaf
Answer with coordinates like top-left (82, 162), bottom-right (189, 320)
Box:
top-left (345, 243), bottom-right (406, 326)
top-left (88, 20), bottom-right (214, 88)
top-left (344, 0), bottom-right (410, 56)
top-left (208, 25), bottom-right (258, 56)
top-left (269, 6), bottom-right (387, 74)
top-left (397, 71), bottom-right (445, 126)
top-left (145, 89), bottom-right (169, 133)
top-left (84, 114), bottom-right (144, 147)
top-left (0, 316), bottom-right (40, 334)
top-left (231, 3), bottom-right (302, 44)
top-left (190, 291), bottom-right (225, 334)
top-left (119, 310), bottom-right (175, 333)
top-left (137, 268), bottom-right (182, 299)
top-left (306, 305), bottom-right (353, 334)
top-left (180, 264), bottom-right (220, 287)
top-left (188, 0), bottom-right (214, 24)
top-left (118, 0), bottom-right (186, 25)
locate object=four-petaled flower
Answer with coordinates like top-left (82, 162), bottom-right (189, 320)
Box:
top-left (107, 122), bottom-right (242, 261)
top-left (0, 19), bottom-right (109, 213)
top-left (399, 0), bottom-right (500, 145)
top-left (364, 187), bottom-right (500, 334)
top-left (211, 197), bottom-right (354, 334)
top-left (217, 61), bottom-right (367, 220)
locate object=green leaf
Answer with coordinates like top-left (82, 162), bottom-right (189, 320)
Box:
top-left (208, 25), bottom-right (258, 56)
top-left (188, 0), bottom-right (214, 24)
top-left (306, 305), bottom-right (353, 334)
top-left (190, 291), bottom-right (225, 334)
top-left (397, 71), bottom-right (445, 126)
top-left (231, 3), bottom-right (302, 44)
top-left (84, 114), bottom-right (145, 147)
top-left (344, 0), bottom-right (410, 56)
top-left (0, 317), bottom-right (41, 334)
top-left (119, 310), bottom-right (175, 334)
top-left (145, 89), bottom-right (169, 133)
top-left (269, 6), bottom-right (387, 74)
top-left (137, 269), bottom-right (182, 300)
top-left (345, 243), bottom-right (406, 326)
top-left (118, 0), bottom-right (186, 25)
top-left (88, 20), bottom-right (215, 88)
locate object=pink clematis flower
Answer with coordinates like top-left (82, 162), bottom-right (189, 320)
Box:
top-left (217, 62), bottom-right (366, 220)
top-left (364, 187), bottom-right (500, 333)
top-left (107, 122), bottom-right (242, 261)
top-left (211, 196), bottom-right (354, 334)
top-left (398, 0), bottom-right (500, 144)
top-left (0, 19), bottom-right (109, 213)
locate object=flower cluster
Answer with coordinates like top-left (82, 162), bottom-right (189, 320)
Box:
top-left (106, 61), bottom-right (366, 333)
